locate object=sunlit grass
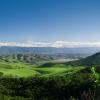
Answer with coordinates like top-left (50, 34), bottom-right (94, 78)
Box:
top-left (0, 59), bottom-right (84, 77)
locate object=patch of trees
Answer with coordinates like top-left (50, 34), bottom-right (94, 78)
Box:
top-left (0, 71), bottom-right (97, 100)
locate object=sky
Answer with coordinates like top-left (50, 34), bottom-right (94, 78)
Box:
top-left (0, 0), bottom-right (100, 47)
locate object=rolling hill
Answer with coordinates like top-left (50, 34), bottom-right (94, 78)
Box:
top-left (40, 52), bottom-right (100, 67)
top-left (0, 52), bottom-right (99, 99)
top-left (0, 52), bottom-right (100, 77)
top-left (65, 52), bottom-right (100, 66)
top-left (0, 55), bottom-right (84, 77)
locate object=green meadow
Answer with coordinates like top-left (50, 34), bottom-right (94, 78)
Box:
top-left (0, 59), bottom-right (84, 77)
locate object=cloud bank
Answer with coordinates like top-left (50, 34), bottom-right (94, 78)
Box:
top-left (0, 41), bottom-right (100, 48)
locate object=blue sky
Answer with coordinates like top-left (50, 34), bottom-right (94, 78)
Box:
top-left (0, 0), bottom-right (100, 42)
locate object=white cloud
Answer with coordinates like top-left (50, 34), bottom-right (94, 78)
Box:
top-left (0, 41), bottom-right (100, 48)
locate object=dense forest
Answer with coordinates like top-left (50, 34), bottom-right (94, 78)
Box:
top-left (0, 67), bottom-right (98, 100)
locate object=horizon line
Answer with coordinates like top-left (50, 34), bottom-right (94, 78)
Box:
top-left (0, 41), bottom-right (100, 48)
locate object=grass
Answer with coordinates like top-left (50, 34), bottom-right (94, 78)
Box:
top-left (34, 66), bottom-right (84, 77)
top-left (0, 60), bottom-right (38, 77)
top-left (0, 59), bottom-right (85, 77)
top-left (0, 68), bottom-right (37, 77)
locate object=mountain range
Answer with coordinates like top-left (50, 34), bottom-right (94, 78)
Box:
top-left (0, 46), bottom-right (100, 55)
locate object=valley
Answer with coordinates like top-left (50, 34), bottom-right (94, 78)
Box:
top-left (0, 52), bottom-right (100, 100)
top-left (0, 53), bottom-right (81, 77)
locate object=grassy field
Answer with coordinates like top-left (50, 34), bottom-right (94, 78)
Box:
top-left (0, 59), bottom-right (84, 77)
top-left (34, 67), bottom-right (84, 77)
top-left (0, 60), bottom-right (37, 77)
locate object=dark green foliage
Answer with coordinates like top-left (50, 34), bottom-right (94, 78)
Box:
top-left (65, 52), bottom-right (100, 67)
top-left (0, 68), bottom-right (97, 100)
top-left (0, 72), bottom-right (4, 76)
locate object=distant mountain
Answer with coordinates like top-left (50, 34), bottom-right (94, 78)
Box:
top-left (0, 46), bottom-right (100, 55)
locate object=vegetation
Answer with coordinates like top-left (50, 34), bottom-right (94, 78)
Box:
top-left (66, 52), bottom-right (100, 67)
top-left (0, 53), bottom-right (99, 99)
top-left (0, 57), bottom-right (83, 77)
top-left (0, 67), bottom-right (96, 100)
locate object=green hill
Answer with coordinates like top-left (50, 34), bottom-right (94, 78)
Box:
top-left (65, 52), bottom-right (100, 66)
top-left (0, 54), bottom-right (53, 64)
top-left (40, 52), bottom-right (100, 67)
top-left (1, 52), bottom-right (100, 77)
top-left (0, 53), bottom-right (86, 78)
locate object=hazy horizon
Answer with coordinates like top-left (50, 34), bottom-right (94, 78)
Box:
top-left (1, 41), bottom-right (100, 48)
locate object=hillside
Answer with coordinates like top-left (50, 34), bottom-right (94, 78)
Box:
top-left (40, 52), bottom-right (100, 67)
top-left (0, 54), bottom-right (53, 64)
top-left (65, 52), bottom-right (100, 66)
top-left (0, 55), bottom-right (84, 77)
top-left (0, 53), bottom-right (99, 99)
top-left (1, 52), bottom-right (100, 77)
